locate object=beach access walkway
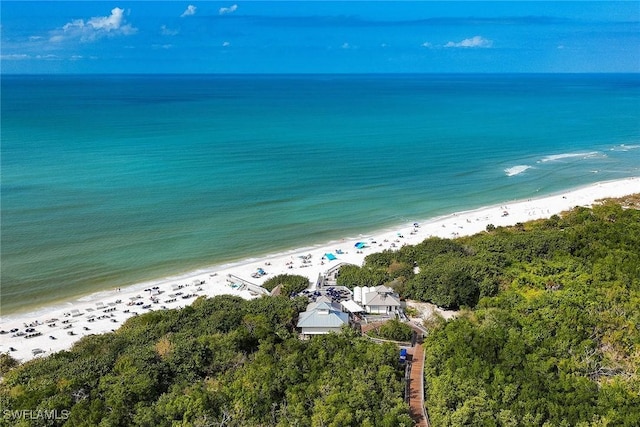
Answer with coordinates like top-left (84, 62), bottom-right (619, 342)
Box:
top-left (360, 320), bottom-right (430, 426)
top-left (226, 274), bottom-right (270, 296)
top-left (407, 343), bottom-right (429, 427)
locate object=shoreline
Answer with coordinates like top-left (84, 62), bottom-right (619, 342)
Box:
top-left (2, 177), bottom-right (639, 363)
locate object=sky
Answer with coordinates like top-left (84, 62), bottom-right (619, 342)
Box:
top-left (1, 1), bottom-right (639, 73)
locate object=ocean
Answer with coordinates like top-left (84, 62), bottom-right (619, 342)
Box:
top-left (2, 74), bottom-right (639, 314)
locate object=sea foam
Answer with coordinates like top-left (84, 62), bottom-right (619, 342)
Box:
top-left (540, 151), bottom-right (600, 162)
top-left (610, 144), bottom-right (640, 152)
top-left (505, 165), bottom-right (531, 176)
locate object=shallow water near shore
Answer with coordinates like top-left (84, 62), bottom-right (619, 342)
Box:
top-left (2, 74), bottom-right (639, 314)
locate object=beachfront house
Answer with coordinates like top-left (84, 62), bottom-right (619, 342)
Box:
top-left (305, 295), bottom-right (338, 311)
top-left (297, 300), bottom-right (349, 338)
top-left (361, 285), bottom-right (401, 315)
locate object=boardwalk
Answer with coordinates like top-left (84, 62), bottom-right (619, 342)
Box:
top-left (407, 344), bottom-right (429, 427)
top-left (360, 319), bottom-right (429, 426)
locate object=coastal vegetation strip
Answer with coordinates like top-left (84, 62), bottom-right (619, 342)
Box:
top-left (336, 197), bottom-right (640, 425)
top-left (419, 200), bottom-right (640, 426)
top-left (2, 196), bottom-right (639, 426)
top-left (1, 296), bottom-right (413, 426)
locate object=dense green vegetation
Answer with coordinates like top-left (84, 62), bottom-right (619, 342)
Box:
top-left (262, 273), bottom-right (310, 296)
top-left (376, 319), bottom-right (414, 342)
top-left (0, 296), bottom-right (411, 426)
top-left (336, 264), bottom-right (389, 290)
top-left (2, 197), bottom-right (639, 426)
top-left (0, 353), bottom-right (19, 376)
top-left (336, 198), bottom-right (640, 425)
top-left (337, 237), bottom-right (497, 309)
top-left (421, 200), bottom-right (640, 426)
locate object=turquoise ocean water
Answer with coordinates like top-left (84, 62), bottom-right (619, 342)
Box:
top-left (2, 74), bottom-right (639, 314)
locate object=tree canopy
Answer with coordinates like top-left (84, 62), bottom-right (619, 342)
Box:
top-left (376, 319), bottom-right (414, 342)
top-left (421, 200), bottom-right (640, 426)
top-left (1, 295), bottom-right (411, 426)
top-left (262, 273), bottom-right (310, 296)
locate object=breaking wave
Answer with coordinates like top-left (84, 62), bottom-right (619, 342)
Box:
top-left (539, 151), bottom-right (600, 162)
top-left (504, 165), bottom-right (532, 176)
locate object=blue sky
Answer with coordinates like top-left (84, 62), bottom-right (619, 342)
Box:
top-left (1, 1), bottom-right (638, 73)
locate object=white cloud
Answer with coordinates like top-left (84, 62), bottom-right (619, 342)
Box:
top-left (444, 36), bottom-right (492, 48)
top-left (181, 5), bottom-right (197, 18)
top-left (86, 8), bottom-right (127, 31)
top-left (51, 7), bottom-right (137, 43)
top-left (341, 42), bottom-right (350, 49)
top-left (161, 25), bottom-right (179, 36)
top-left (1, 54), bottom-right (30, 60)
top-left (219, 4), bottom-right (238, 15)
top-left (1, 53), bottom-right (90, 61)
top-left (222, 41), bottom-right (231, 47)
top-left (421, 42), bottom-right (432, 48)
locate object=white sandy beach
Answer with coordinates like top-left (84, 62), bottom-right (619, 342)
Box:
top-left (2, 177), bottom-right (639, 363)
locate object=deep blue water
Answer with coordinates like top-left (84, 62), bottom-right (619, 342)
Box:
top-left (2, 74), bottom-right (639, 313)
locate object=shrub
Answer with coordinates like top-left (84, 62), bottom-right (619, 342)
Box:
top-left (262, 274), bottom-right (310, 296)
top-left (377, 319), bottom-right (413, 342)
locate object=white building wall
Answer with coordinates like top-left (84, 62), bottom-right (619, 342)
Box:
top-left (367, 305), bottom-right (392, 315)
top-left (301, 326), bottom-right (342, 335)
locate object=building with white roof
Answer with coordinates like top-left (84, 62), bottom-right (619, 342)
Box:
top-left (341, 299), bottom-right (365, 314)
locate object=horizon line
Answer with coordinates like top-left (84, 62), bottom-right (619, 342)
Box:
top-left (3, 71), bottom-right (639, 76)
